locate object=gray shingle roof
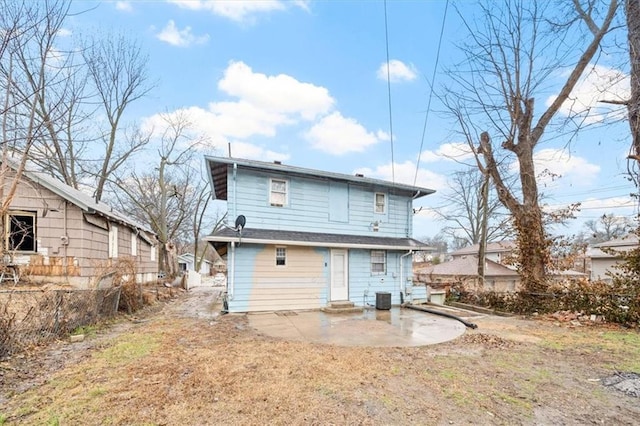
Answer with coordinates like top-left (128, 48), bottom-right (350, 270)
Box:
top-left (450, 240), bottom-right (516, 257)
top-left (205, 155), bottom-right (436, 201)
top-left (415, 255), bottom-right (519, 277)
top-left (22, 167), bottom-right (154, 235)
top-left (207, 227), bottom-right (431, 250)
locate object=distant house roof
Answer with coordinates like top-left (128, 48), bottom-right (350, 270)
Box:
top-left (206, 228), bottom-right (432, 251)
top-left (19, 166), bottom-right (155, 236)
top-left (450, 241), bottom-right (516, 257)
top-left (588, 234), bottom-right (639, 259)
top-left (178, 253), bottom-right (213, 265)
top-left (416, 255), bottom-right (519, 277)
top-left (205, 156), bottom-right (436, 201)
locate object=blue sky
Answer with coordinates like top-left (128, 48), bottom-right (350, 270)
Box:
top-left (67, 0), bottom-right (636, 240)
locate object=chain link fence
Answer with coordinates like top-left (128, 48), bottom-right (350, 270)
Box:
top-left (0, 287), bottom-right (121, 358)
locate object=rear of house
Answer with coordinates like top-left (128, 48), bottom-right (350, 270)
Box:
top-left (205, 156), bottom-right (434, 313)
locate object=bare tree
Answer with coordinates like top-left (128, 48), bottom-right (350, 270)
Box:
top-left (82, 34), bottom-right (154, 202)
top-left (436, 168), bottom-right (514, 246)
top-left (624, 0), bottom-right (640, 171)
top-left (584, 213), bottom-right (633, 242)
top-left (109, 112), bottom-right (212, 277)
top-left (0, 0), bottom-right (72, 258)
top-left (443, 0), bottom-right (618, 292)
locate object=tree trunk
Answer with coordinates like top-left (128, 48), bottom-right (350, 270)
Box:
top-left (513, 207), bottom-right (549, 292)
top-left (627, 0), bottom-right (640, 164)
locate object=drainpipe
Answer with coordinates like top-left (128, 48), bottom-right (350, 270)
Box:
top-left (231, 163), bottom-right (238, 224)
top-left (400, 250), bottom-right (413, 303)
top-left (63, 201), bottom-right (68, 279)
top-left (228, 241), bottom-right (235, 301)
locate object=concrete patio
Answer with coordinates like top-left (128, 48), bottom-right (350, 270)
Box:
top-left (247, 305), bottom-right (481, 347)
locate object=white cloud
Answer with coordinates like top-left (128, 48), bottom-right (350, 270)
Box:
top-left (219, 61), bottom-right (334, 120)
top-left (304, 112), bottom-right (382, 155)
top-left (377, 59), bottom-right (418, 83)
top-left (156, 20), bottom-right (209, 47)
top-left (228, 141), bottom-right (290, 163)
top-left (141, 61), bottom-right (339, 160)
top-left (354, 161), bottom-right (447, 191)
top-left (168, 0), bottom-right (309, 23)
top-left (547, 64), bottom-right (629, 124)
top-left (419, 142), bottom-right (474, 163)
top-left (528, 148), bottom-right (600, 187)
top-left (115, 1), bottom-right (133, 12)
top-left (57, 28), bottom-right (72, 37)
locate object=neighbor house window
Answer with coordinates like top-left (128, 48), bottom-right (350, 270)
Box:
top-left (109, 224), bottom-right (118, 258)
top-left (151, 245), bottom-right (157, 262)
top-left (270, 178), bottom-right (288, 207)
top-left (275, 247), bottom-right (287, 266)
top-left (371, 250), bottom-right (386, 274)
top-left (5, 211), bottom-right (36, 252)
top-left (374, 193), bottom-right (386, 214)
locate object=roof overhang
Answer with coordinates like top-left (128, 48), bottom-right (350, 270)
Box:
top-left (206, 228), bottom-right (433, 251)
top-left (205, 155), bottom-right (436, 201)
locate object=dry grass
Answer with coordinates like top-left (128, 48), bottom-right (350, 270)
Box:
top-left (1, 293), bottom-right (640, 425)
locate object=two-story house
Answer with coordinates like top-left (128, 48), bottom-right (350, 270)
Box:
top-left (204, 156), bottom-right (434, 313)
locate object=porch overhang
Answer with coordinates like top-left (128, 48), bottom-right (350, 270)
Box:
top-left (206, 228), bottom-right (433, 252)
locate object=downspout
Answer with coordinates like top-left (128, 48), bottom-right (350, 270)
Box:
top-left (228, 241), bottom-right (235, 301)
top-left (63, 201), bottom-right (68, 278)
top-left (400, 250), bottom-right (413, 303)
top-left (226, 162), bottom-right (238, 310)
top-left (232, 163), bottom-right (237, 223)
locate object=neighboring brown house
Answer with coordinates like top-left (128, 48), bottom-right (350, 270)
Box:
top-left (1, 166), bottom-right (158, 287)
top-left (415, 241), bottom-right (586, 294)
top-left (414, 255), bottom-right (520, 293)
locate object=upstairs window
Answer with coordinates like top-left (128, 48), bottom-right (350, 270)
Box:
top-left (270, 178), bottom-right (288, 207)
top-left (275, 247), bottom-right (287, 266)
top-left (371, 250), bottom-right (386, 275)
top-left (6, 211), bottom-right (36, 252)
top-left (374, 192), bottom-right (386, 214)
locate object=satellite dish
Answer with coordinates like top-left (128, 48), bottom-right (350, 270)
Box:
top-left (235, 215), bottom-right (246, 232)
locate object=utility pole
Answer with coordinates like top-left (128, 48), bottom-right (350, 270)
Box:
top-left (477, 171), bottom-right (490, 288)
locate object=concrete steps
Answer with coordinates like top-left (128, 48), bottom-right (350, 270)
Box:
top-left (321, 301), bottom-right (363, 314)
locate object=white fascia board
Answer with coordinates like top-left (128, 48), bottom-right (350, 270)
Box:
top-left (204, 235), bottom-right (428, 251)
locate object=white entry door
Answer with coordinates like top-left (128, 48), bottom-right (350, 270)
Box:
top-left (330, 249), bottom-right (348, 301)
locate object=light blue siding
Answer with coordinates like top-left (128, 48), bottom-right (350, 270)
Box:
top-left (347, 249), bottom-right (414, 307)
top-left (329, 182), bottom-right (349, 223)
top-left (228, 244), bottom-right (262, 312)
top-left (228, 168), bottom-right (413, 237)
top-left (228, 244), bottom-right (330, 313)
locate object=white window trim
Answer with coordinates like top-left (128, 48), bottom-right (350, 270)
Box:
top-left (371, 250), bottom-right (386, 275)
top-left (269, 178), bottom-right (288, 207)
top-left (131, 233), bottom-right (137, 256)
top-left (275, 246), bottom-right (287, 267)
top-left (374, 192), bottom-right (386, 214)
top-left (109, 224), bottom-right (118, 259)
top-left (151, 245), bottom-right (157, 262)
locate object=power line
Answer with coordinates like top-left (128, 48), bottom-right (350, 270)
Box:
top-left (414, 0), bottom-right (449, 187)
top-left (383, 0), bottom-right (395, 183)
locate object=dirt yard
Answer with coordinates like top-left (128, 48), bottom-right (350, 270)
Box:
top-left (1, 288), bottom-right (639, 425)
